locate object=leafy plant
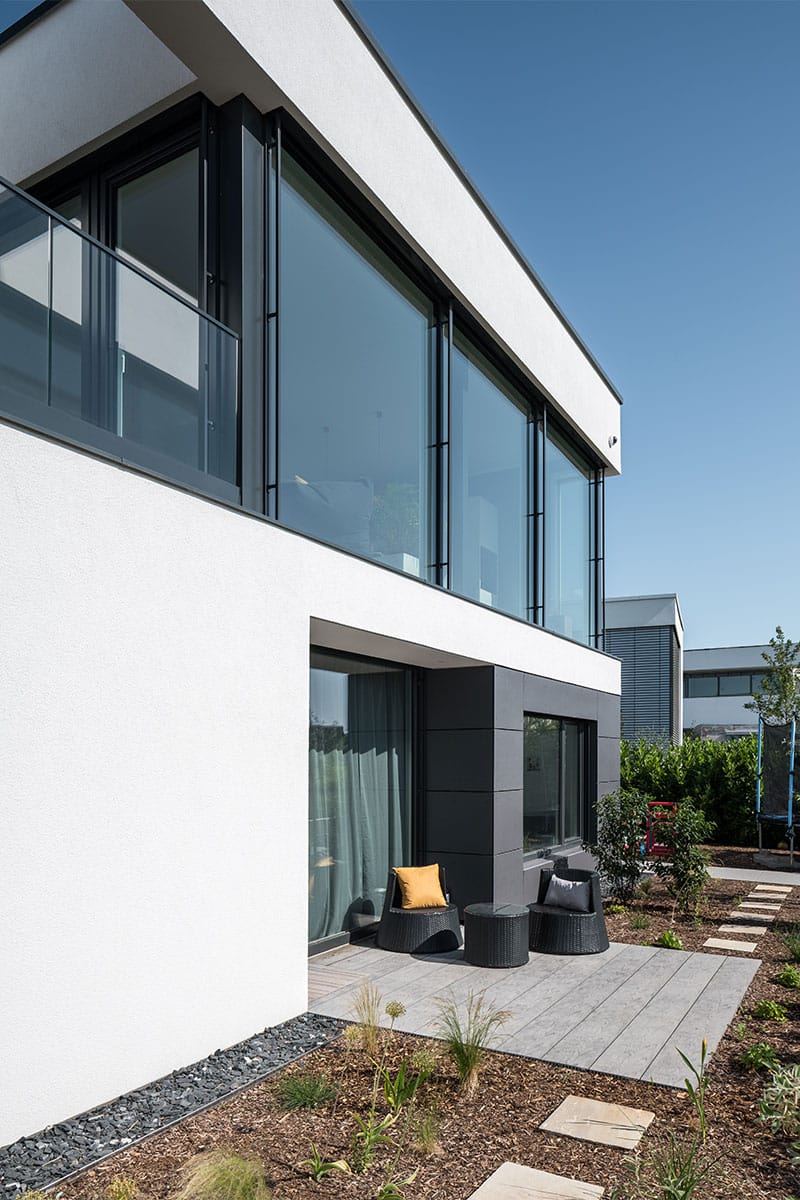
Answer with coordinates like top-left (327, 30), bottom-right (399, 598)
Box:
top-left (434, 992), bottom-right (510, 1095)
top-left (606, 902), bottom-right (628, 915)
top-left (653, 797), bottom-right (714, 914)
top-left (637, 876), bottom-right (655, 899)
top-left (652, 929), bottom-right (684, 950)
top-left (677, 1040), bottom-right (710, 1144)
top-left (352, 981), bottom-right (384, 1057)
top-left (382, 1053), bottom-right (433, 1116)
top-left (350, 1110), bottom-right (396, 1173)
top-left (759, 1064), bottom-right (800, 1140)
top-left (630, 913), bottom-right (650, 930)
top-left (584, 788), bottom-right (650, 901)
top-left (275, 1070), bottom-right (337, 1111)
top-left (775, 963), bottom-right (800, 989)
top-left (105, 1178), bottom-right (139, 1200)
top-left (299, 1143), bottom-right (351, 1183)
top-left (745, 627), bottom-right (800, 725)
top-left (780, 923), bottom-right (800, 963)
top-left (739, 1042), bottom-right (781, 1072)
top-left (753, 999), bottom-right (788, 1022)
top-left (610, 1132), bottom-right (712, 1199)
top-left (178, 1153), bottom-right (272, 1200)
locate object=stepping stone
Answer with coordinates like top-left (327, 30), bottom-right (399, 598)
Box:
top-left (728, 911), bottom-right (775, 921)
top-left (746, 893), bottom-right (783, 902)
top-left (754, 884), bottom-right (792, 893)
top-left (704, 937), bottom-right (757, 952)
top-left (467, 1162), bottom-right (604, 1199)
top-left (539, 1095), bottom-right (654, 1150)
top-left (739, 902), bottom-right (781, 911)
top-left (719, 924), bottom-right (767, 935)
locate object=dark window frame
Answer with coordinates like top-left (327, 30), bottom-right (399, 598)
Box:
top-left (522, 711), bottom-right (593, 858)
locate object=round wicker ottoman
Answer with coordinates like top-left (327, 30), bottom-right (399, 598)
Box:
top-left (463, 903), bottom-right (530, 968)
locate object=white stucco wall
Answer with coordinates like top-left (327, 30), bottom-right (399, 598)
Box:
top-left (0, 0), bottom-right (621, 470)
top-left (683, 646), bottom-right (768, 731)
top-left (0, 419), bottom-right (618, 1146)
top-left (0, 0), bottom-right (197, 183)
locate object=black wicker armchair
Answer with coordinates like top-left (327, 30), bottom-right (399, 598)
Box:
top-left (376, 866), bottom-right (463, 955)
top-left (528, 867), bottom-right (609, 955)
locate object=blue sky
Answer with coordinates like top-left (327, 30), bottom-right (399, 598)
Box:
top-left (352, 0), bottom-right (799, 649)
top-left (2, 0), bottom-right (797, 648)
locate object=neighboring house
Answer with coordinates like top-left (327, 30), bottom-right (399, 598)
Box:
top-left (605, 595), bottom-right (684, 744)
top-left (0, 0), bottom-right (622, 1146)
top-left (683, 646), bottom-right (769, 739)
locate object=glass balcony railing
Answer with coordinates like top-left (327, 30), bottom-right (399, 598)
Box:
top-left (0, 177), bottom-right (239, 496)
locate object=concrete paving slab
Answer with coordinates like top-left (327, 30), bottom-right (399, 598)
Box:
top-left (644, 955), bottom-right (759, 1086)
top-left (540, 1095), bottom-right (654, 1149)
top-left (724, 907), bottom-right (777, 916)
top-left (590, 952), bottom-right (724, 1082)
top-left (704, 937), bottom-right (757, 952)
top-left (711, 866), bottom-right (800, 886)
top-left (718, 924), bottom-right (767, 935)
top-left (739, 902), bottom-right (781, 911)
top-left (746, 893), bottom-right (784, 902)
top-left (468, 1162), bottom-right (604, 1199)
top-left (753, 884), bottom-right (792, 893)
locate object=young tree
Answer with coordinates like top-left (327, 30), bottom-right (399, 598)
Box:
top-left (746, 627), bottom-right (800, 726)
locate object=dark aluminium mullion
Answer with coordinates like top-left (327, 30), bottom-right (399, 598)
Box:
top-left (540, 407), bottom-right (548, 630)
top-left (265, 114), bottom-right (280, 520)
top-left (444, 300), bottom-right (453, 589)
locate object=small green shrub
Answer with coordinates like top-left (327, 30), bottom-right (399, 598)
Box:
top-left (610, 1131), bottom-right (710, 1199)
top-left (275, 1070), bottom-right (337, 1110)
top-left (637, 876), bottom-right (655, 899)
top-left (759, 1064), bottom-right (800, 1140)
top-left (630, 913), bottom-right (650, 930)
top-left (584, 788), bottom-right (649, 901)
top-left (653, 797), bottom-right (714, 914)
top-left (775, 964), bottom-right (800, 990)
top-left (105, 1178), bottom-right (138, 1200)
top-left (739, 1042), bottom-right (781, 1072)
top-left (752, 999), bottom-right (788, 1022)
top-left (435, 992), bottom-right (510, 1095)
top-left (412, 1105), bottom-right (443, 1156)
top-left (606, 902), bottom-right (627, 915)
top-left (179, 1153), bottom-right (272, 1200)
top-left (780, 923), bottom-right (800, 964)
top-left (652, 929), bottom-right (684, 950)
top-left (299, 1143), bottom-right (351, 1183)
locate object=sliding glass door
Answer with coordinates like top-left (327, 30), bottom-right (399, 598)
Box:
top-left (523, 714), bottom-right (588, 855)
top-left (309, 650), bottom-right (413, 947)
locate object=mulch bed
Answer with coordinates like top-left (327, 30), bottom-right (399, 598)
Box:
top-left (54, 866), bottom-right (800, 1200)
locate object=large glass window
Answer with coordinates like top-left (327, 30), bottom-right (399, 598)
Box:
top-left (450, 331), bottom-right (528, 617)
top-left (279, 155), bottom-right (433, 576)
top-left (523, 714), bottom-right (588, 854)
top-left (544, 429), bottom-right (592, 644)
top-left (309, 650), bottom-right (413, 945)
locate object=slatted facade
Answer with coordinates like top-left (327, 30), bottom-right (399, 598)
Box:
top-left (605, 624), bottom-right (681, 744)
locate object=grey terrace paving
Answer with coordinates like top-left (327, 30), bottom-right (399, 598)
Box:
top-left (308, 939), bottom-right (758, 1088)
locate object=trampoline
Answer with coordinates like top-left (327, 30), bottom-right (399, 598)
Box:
top-left (756, 718), bottom-right (796, 867)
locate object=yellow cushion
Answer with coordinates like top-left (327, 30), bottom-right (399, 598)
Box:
top-left (394, 864), bottom-right (447, 909)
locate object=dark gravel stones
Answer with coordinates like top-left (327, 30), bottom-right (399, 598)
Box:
top-left (0, 1012), bottom-right (344, 1193)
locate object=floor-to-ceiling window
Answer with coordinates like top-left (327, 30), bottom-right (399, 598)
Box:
top-left (544, 429), bottom-right (592, 644)
top-left (308, 650), bottom-right (413, 946)
top-left (523, 714), bottom-right (588, 854)
top-left (280, 154), bottom-right (434, 577)
top-left (450, 330), bottom-right (529, 618)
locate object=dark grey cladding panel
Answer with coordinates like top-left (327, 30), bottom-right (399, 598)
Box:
top-left (598, 736), bottom-right (621, 786)
top-left (597, 692), bottom-right (621, 738)
top-left (425, 729), bottom-right (495, 791)
top-left (495, 728), bottom-right (524, 791)
top-left (421, 850), bottom-right (493, 912)
top-left (494, 789), bottom-right (524, 854)
top-left (494, 847), bottom-right (524, 905)
top-left (425, 791), bottom-right (494, 855)
top-left (522, 674), bottom-right (600, 723)
top-left (424, 666), bottom-right (494, 730)
top-left (494, 668), bottom-right (524, 731)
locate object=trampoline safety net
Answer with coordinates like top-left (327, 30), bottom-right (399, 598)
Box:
top-left (760, 721), bottom-right (794, 819)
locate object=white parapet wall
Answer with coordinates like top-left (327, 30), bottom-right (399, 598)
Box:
top-left (0, 419), bottom-right (619, 1146)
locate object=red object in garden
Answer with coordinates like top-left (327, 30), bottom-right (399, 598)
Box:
top-left (645, 801), bottom-right (676, 858)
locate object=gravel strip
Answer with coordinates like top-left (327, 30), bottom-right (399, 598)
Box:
top-left (0, 1013), bottom-right (345, 1194)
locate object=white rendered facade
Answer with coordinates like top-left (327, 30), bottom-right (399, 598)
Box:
top-left (0, 0), bottom-right (621, 1146)
top-left (683, 645), bottom-right (770, 737)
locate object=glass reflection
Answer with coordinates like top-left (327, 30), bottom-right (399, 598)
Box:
top-left (544, 430), bottom-right (591, 644)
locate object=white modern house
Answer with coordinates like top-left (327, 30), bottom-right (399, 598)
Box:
top-left (684, 645), bottom-right (769, 738)
top-left (605, 595), bottom-right (684, 744)
top-left (0, 0), bottom-right (622, 1147)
